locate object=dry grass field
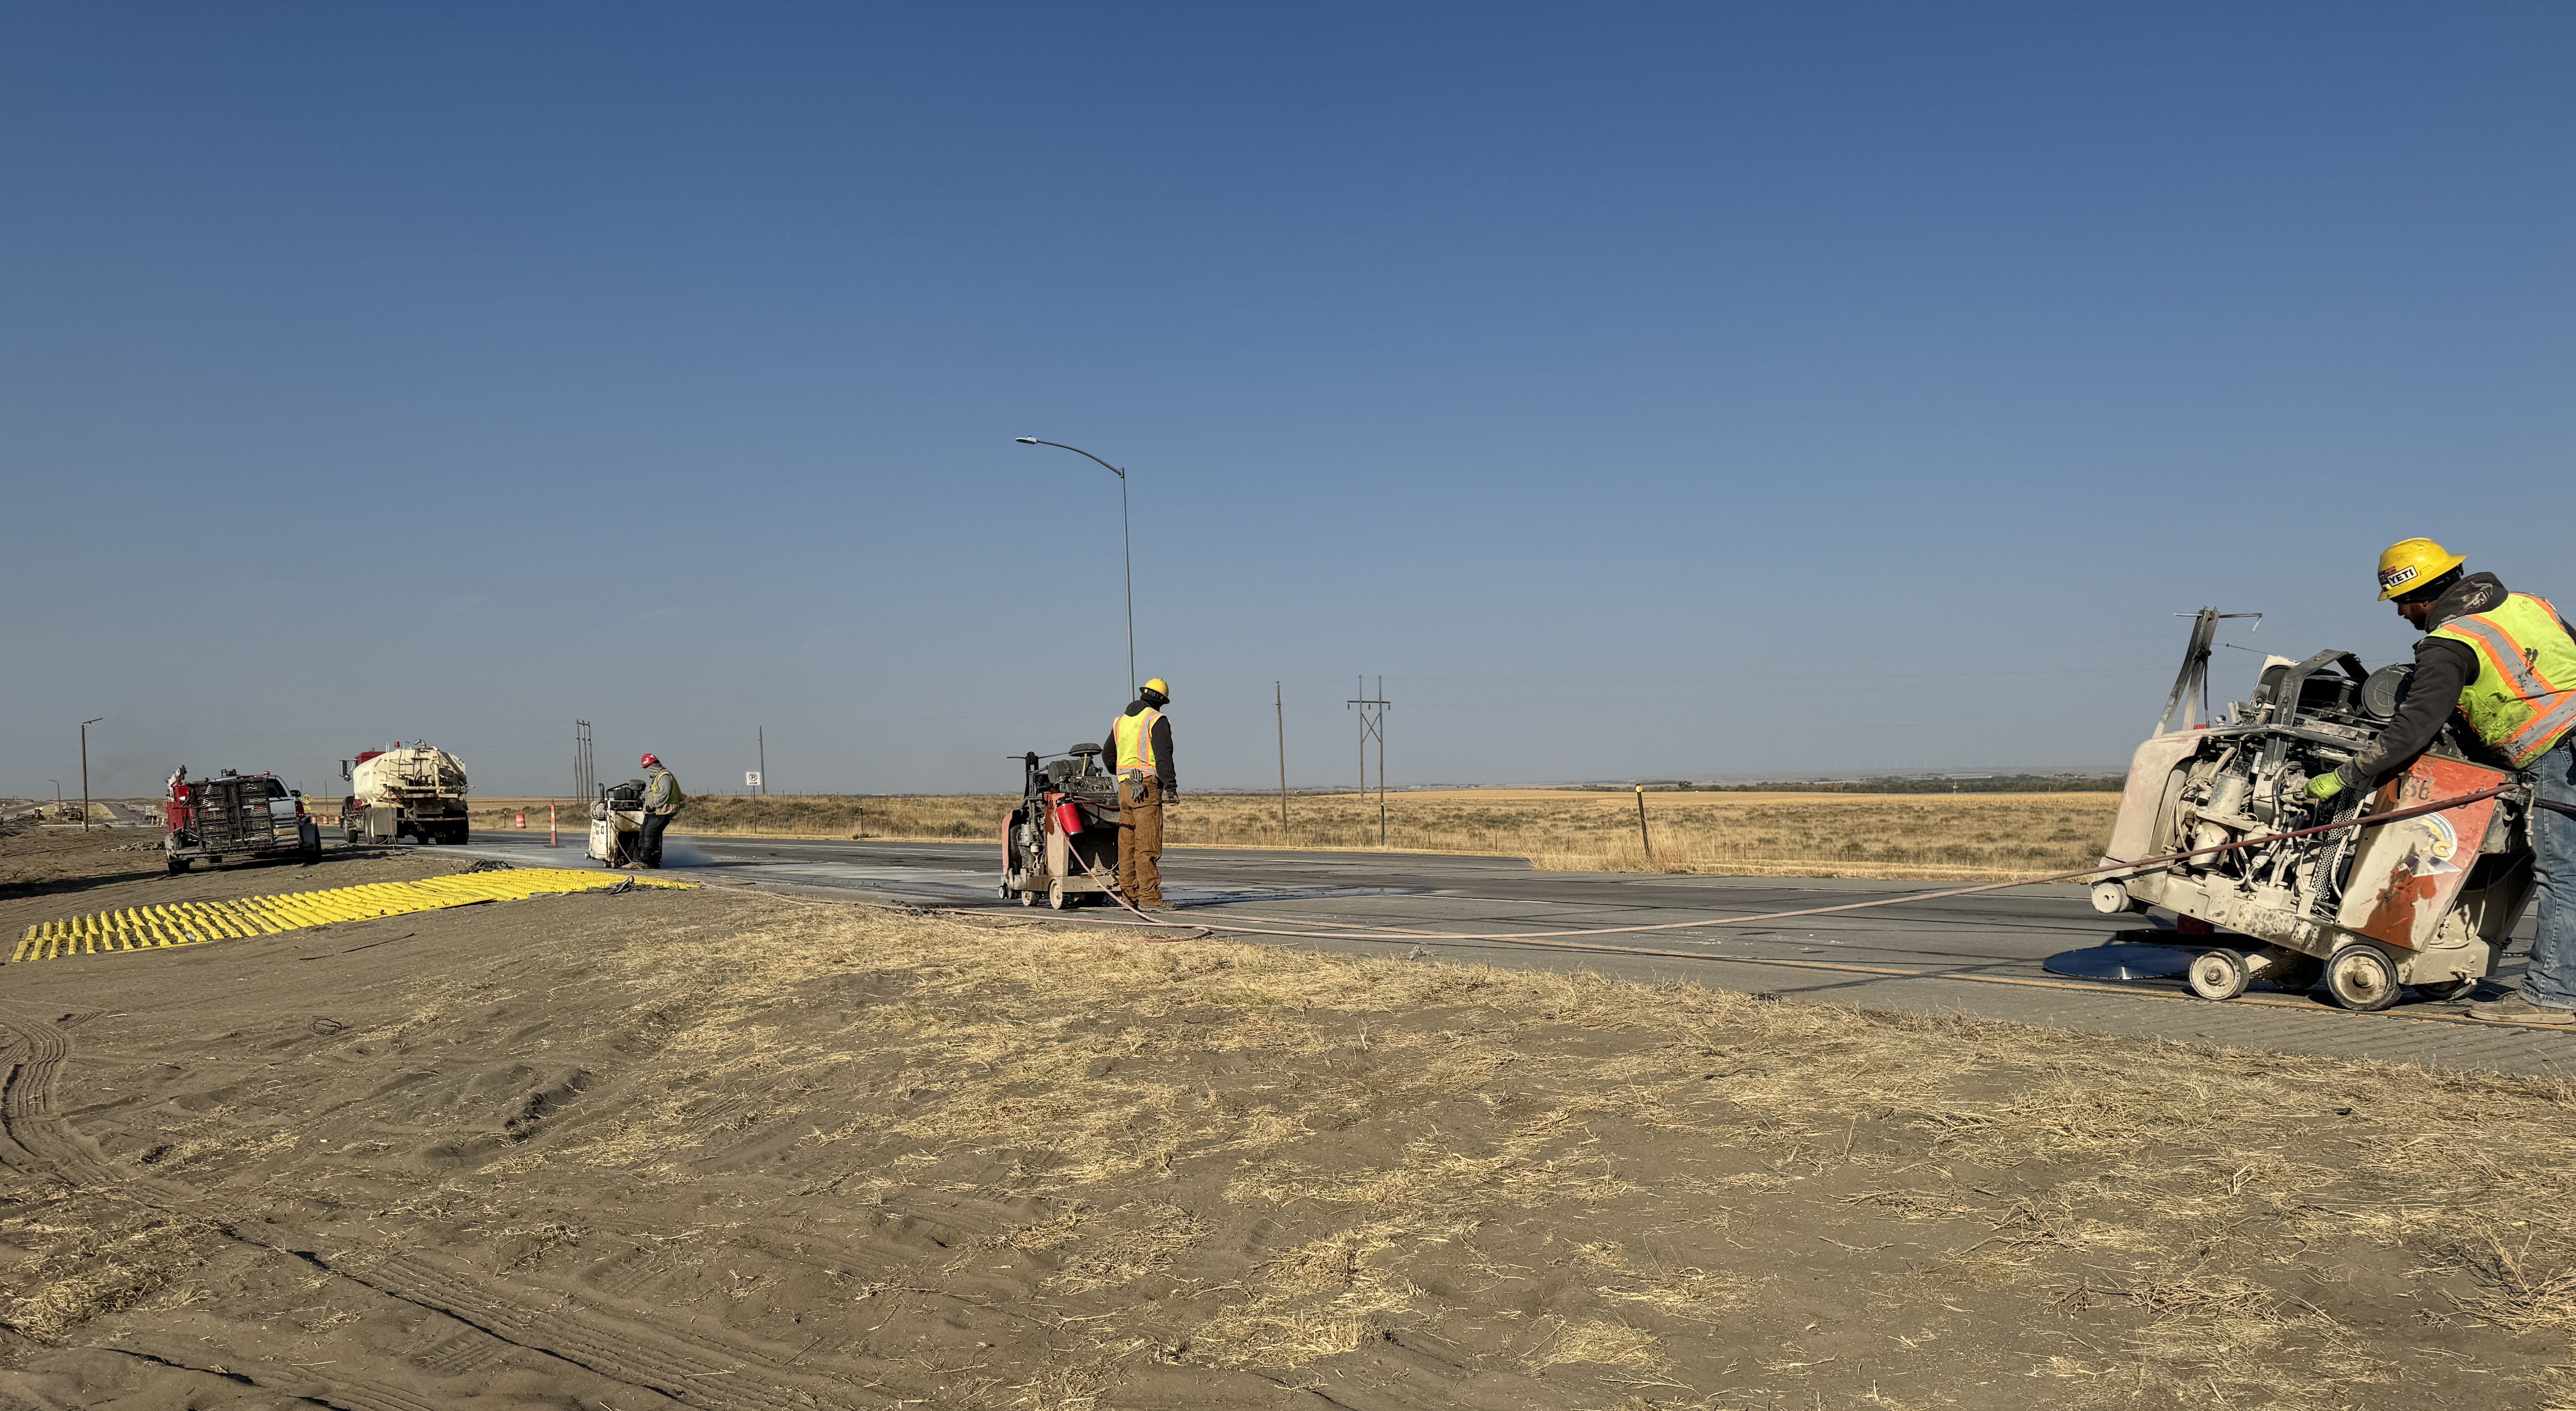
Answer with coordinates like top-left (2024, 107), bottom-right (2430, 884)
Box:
top-left (475, 789), bottom-right (2121, 881)
top-left (5, 823), bottom-right (2572, 1408)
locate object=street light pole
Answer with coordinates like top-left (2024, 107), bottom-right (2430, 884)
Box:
top-left (78, 718), bottom-right (103, 832)
top-left (1015, 437), bottom-right (1136, 700)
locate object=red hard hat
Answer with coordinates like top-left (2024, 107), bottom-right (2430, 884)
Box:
top-left (640, 753), bottom-right (658, 767)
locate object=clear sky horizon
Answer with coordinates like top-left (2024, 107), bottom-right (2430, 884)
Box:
top-left (6, 4), bottom-right (2569, 800)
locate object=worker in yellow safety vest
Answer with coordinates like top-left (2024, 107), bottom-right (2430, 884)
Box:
top-left (1104, 678), bottom-right (1177, 910)
top-left (2305, 539), bottom-right (2576, 1024)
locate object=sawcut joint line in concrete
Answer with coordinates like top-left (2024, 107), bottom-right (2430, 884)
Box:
top-left (1080, 901), bottom-right (2564, 1033)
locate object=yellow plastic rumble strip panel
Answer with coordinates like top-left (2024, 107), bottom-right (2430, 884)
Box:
top-left (10, 869), bottom-right (691, 963)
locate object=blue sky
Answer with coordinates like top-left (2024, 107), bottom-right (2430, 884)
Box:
top-left (5, 3), bottom-right (2569, 799)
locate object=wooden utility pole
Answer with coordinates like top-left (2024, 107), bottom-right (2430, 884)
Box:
top-left (1275, 682), bottom-right (1288, 833)
top-left (1634, 784), bottom-right (1653, 860)
top-left (758, 726), bottom-right (767, 797)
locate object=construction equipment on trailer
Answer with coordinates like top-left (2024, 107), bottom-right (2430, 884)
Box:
top-left (342, 742), bottom-right (471, 845)
top-left (588, 778), bottom-right (647, 868)
top-left (1000, 744), bottom-right (1122, 909)
top-left (165, 770), bottom-right (319, 873)
top-left (2093, 608), bottom-right (2539, 1011)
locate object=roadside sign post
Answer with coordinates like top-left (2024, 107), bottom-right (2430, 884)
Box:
top-left (745, 771), bottom-right (762, 793)
top-left (549, 804), bottom-right (558, 848)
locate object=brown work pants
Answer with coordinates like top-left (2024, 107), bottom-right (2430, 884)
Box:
top-left (1117, 774), bottom-right (1164, 904)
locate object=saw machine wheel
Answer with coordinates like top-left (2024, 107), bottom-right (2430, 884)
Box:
top-left (2186, 949), bottom-right (2251, 1002)
top-left (2325, 946), bottom-right (2402, 1012)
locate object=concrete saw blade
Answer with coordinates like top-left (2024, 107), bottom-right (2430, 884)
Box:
top-left (2042, 943), bottom-right (2203, 983)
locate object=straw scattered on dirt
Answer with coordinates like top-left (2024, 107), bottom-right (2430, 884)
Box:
top-left (3, 827), bottom-right (2571, 1409)
top-left (476, 789), bottom-right (2121, 881)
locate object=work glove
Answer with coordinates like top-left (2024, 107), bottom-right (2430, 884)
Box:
top-left (2305, 769), bottom-right (2346, 801)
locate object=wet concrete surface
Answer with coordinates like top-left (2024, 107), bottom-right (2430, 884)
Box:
top-left (447, 830), bottom-right (2575, 1078)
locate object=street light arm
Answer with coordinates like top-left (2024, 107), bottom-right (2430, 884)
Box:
top-left (1014, 436), bottom-right (1137, 700)
top-left (1014, 437), bottom-right (1124, 479)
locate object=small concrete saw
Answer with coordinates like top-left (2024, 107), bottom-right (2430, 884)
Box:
top-left (1001, 744), bottom-right (1122, 909)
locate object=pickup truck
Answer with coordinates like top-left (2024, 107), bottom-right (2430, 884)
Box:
top-left (166, 771), bottom-right (321, 873)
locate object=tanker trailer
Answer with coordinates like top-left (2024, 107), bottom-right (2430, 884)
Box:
top-left (343, 741), bottom-right (472, 845)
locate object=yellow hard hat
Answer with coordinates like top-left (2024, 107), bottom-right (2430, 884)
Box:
top-left (1143, 677), bottom-right (1171, 698)
top-left (2377, 538), bottom-right (2466, 600)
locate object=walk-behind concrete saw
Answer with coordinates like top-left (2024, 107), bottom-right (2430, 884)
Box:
top-left (588, 779), bottom-right (647, 868)
top-left (1001, 744), bottom-right (1121, 909)
top-left (2087, 608), bottom-right (2539, 1010)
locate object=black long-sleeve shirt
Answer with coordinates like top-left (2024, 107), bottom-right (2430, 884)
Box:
top-left (1104, 702), bottom-right (1176, 792)
top-left (2342, 572), bottom-right (2576, 785)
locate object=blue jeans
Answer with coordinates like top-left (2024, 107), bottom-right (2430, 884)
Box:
top-left (2519, 735), bottom-right (2576, 1007)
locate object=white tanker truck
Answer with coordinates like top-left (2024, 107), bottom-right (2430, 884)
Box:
top-left (342, 741), bottom-right (471, 845)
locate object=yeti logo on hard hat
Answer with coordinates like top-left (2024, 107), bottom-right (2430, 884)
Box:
top-left (2375, 538), bottom-right (2465, 601)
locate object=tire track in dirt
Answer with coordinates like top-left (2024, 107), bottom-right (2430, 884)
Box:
top-left (0, 1001), bottom-right (892, 1411)
top-left (0, 1002), bottom-right (451, 1411)
top-left (0, 1004), bottom-right (89, 1179)
top-left (93, 1344), bottom-right (377, 1411)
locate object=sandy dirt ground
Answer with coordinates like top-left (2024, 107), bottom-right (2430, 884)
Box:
top-left (6, 824), bottom-right (2576, 1409)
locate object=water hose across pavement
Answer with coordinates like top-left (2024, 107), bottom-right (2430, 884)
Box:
top-left (1060, 784), bottom-right (2517, 946)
